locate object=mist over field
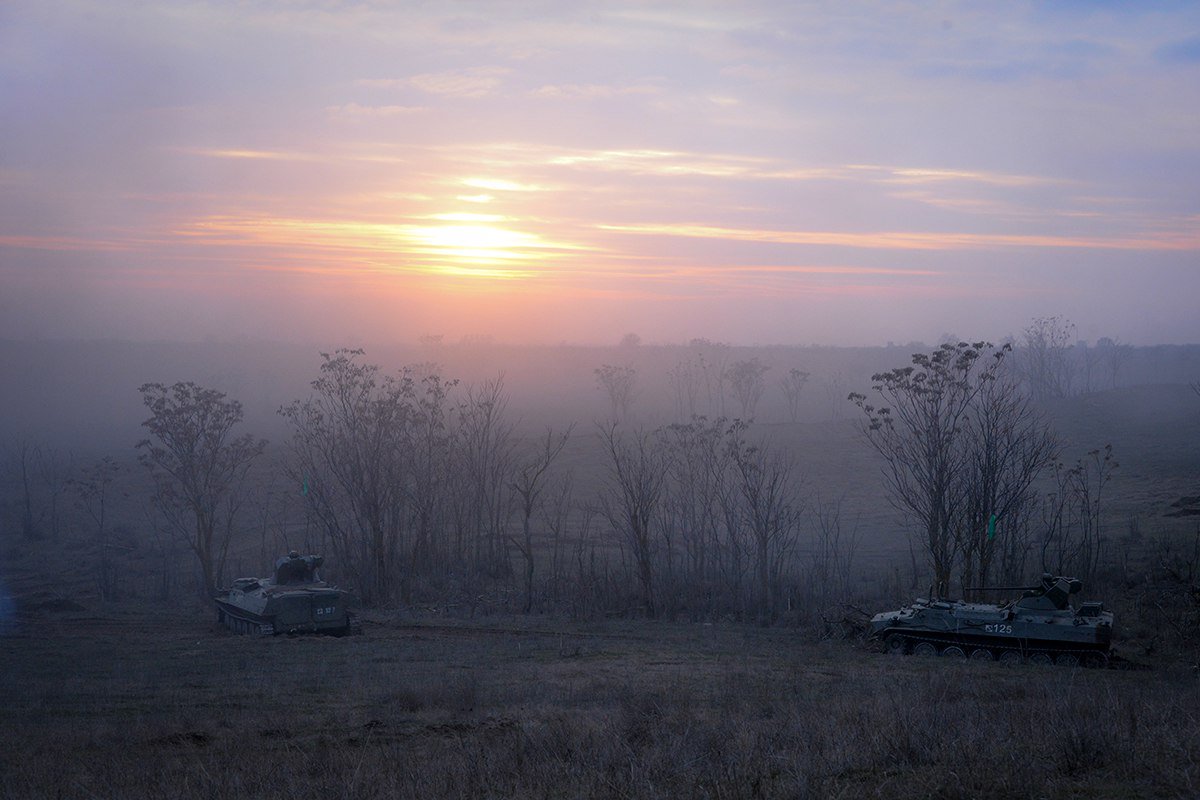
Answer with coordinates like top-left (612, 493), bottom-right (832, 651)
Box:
top-left (2, 332), bottom-right (1200, 798)
top-left (3, 336), bottom-right (1199, 580)
top-left (4, 0), bottom-right (1200, 797)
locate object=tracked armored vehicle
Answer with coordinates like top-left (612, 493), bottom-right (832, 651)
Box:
top-left (215, 553), bottom-right (360, 636)
top-left (870, 574), bottom-right (1113, 667)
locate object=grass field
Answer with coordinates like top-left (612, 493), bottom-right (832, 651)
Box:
top-left (2, 602), bottom-right (1198, 800)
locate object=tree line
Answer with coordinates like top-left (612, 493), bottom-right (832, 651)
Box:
top-left (124, 348), bottom-right (857, 620)
top-left (2, 332), bottom-right (1148, 618)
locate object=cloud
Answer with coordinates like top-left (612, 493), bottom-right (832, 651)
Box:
top-left (597, 222), bottom-right (1200, 253)
top-left (531, 82), bottom-right (662, 99)
top-left (0, 234), bottom-right (132, 252)
top-left (354, 67), bottom-right (511, 98)
top-left (847, 164), bottom-right (1063, 188)
top-left (173, 147), bottom-right (314, 162)
top-left (325, 102), bottom-right (424, 119)
top-left (460, 177), bottom-right (543, 192)
top-left (408, 66), bottom-right (511, 98)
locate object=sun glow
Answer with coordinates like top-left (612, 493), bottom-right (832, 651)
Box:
top-left (180, 214), bottom-right (587, 281)
top-left (406, 224), bottom-right (548, 264)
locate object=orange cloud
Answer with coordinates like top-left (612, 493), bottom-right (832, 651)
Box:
top-left (175, 215), bottom-right (593, 281)
top-left (848, 164), bottom-right (1064, 188)
top-left (0, 234), bottom-right (135, 252)
top-left (325, 103), bottom-right (425, 119)
top-left (597, 222), bottom-right (1200, 252)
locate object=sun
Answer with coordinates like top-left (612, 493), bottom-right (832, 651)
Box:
top-left (410, 223), bottom-right (539, 260)
top-left (386, 205), bottom-right (581, 279)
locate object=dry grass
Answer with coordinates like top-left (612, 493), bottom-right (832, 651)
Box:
top-left (2, 605), bottom-right (1198, 799)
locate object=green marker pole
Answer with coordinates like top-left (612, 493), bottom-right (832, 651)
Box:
top-left (987, 514), bottom-right (997, 541)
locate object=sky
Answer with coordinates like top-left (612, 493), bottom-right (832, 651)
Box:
top-left (2, 1), bottom-right (1199, 347)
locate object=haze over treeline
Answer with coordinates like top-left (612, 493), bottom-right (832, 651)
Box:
top-left (1, 319), bottom-right (1198, 733)
top-left (4, 334), bottom-right (1200, 455)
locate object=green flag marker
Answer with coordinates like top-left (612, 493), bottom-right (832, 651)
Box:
top-left (987, 514), bottom-right (997, 540)
top-left (302, 477), bottom-right (309, 497)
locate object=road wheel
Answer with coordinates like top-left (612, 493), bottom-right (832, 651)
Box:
top-left (970, 648), bottom-right (994, 662)
top-left (1055, 653), bottom-right (1080, 668)
top-left (941, 646), bottom-right (966, 658)
top-left (1083, 653), bottom-right (1109, 669)
top-left (913, 642), bottom-right (938, 657)
top-left (999, 650), bottom-right (1023, 666)
top-left (885, 634), bottom-right (908, 655)
top-left (1028, 652), bottom-right (1053, 666)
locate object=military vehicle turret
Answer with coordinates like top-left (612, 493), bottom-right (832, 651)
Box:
top-left (215, 552), bottom-right (360, 636)
top-left (869, 574), bottom-right (1113, 667)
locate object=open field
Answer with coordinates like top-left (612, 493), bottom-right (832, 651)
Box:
top-left (2, 342), bottom-right (1198, 797)
top-left (1, 604), bottom-right (1198, 799)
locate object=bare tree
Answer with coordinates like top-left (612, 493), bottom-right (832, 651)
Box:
top-left (407, 372), bottom-right (457, 573)
top-left (689, 339), bottom-right (730, 416)
top-left (1019, 316), bottom-right (1077, 400)
top-left (1095, 337), bottom-right (1133, 390)
top-left (825, 371), bottom-right (848, 420)
top-left (849, 342), bottom-right (1006, 595)
top-left (458, 377), bottom-right (516, 575)
top-left (1040, 445), bottom-right (1117, 582)
top-left (728, 431), bottom-right (804, 623)
top-left (279, 350), bottom-right (411, 604)
top-left (1, 441), bottom-right (74, 543)
top-left (808, 493), bottom-right (861, 607)
top-left (138, 381), bottom-right (266, 595)
top-left (37, 447), bottom-right (73, 542)
top-left (659, 416), bottom-right (737, 616)
top-left (10, 439), bottom-right (43, 540)
top-left (594, 364), bottom-right (637, 422)
top-left (1078, 341), bottom-right (1102, 394)
top-left (540, 472), bottom-right (575, 607)
top-left (726, 358), bottom-right (770, 419)
top-left (509, 425), bottom-right (573, 613)
top-left (994, 496), bottom-right (1039, 587)
top-left (957, 376), bottom-right (1058, 590)
top-left (73, 457), bottom-right (121, 600)
top-left (667, 356), bottom-right (703, 421)
top-left (780, 368), bottom-right (811, 423)
top-left (598, 424), bottom-right (665, 617)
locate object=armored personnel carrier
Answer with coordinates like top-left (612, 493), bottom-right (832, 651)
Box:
top-left (215, 552), bottom-right (360, 636)
top-left (870, 574), bottom-right (1113, 667)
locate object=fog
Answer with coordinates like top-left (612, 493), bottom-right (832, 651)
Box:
top-left (5, 336), bottom-right (1200, 457)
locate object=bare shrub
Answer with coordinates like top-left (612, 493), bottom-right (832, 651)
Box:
top-left (1040, 445), bottom-right (1117, 582)
top-left (850, 342), bottom-right (1009, 594)
top-left (594, 364), bottom-right (637, 422)
top-left (726, 357), bottom-right (770, 419)
top-left (779, 367), bottom-right (810, 423)
top-left (138, 381), bottom-right (266, 594)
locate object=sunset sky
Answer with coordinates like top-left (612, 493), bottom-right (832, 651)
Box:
top-left (3, 1), bottom-right (1199, 346)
